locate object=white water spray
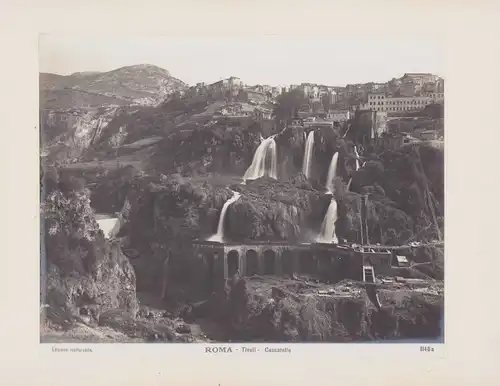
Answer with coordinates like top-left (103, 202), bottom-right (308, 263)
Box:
top-left (207, 190), bottom-right (241, 243)
top-left (242, 136), bottom-right (277, 182)
top-left (316, 198), bottom-right (339, 244)
top-left (346, 178), bottom-right (352, 191)
top-left (302, 131), bottom-right (315, 179)
top-left (354, 146), bottom-right (360, 171)
top-left (325, 152), bottom-right (339, 193)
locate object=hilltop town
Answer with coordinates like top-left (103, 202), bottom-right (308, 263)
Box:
top-left (179, 72), bottom-right (444, 145)
top-left (40, 65), bottom-right (444, 343)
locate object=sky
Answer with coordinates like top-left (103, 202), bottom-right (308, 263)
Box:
top-left (39, 35), bottom-right (444, 87)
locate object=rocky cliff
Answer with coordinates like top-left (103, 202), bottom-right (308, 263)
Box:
top-left (41, 170), bottom-right (139, 327)
top-left (40, 65), bottom-right (188, 163)
top-left (40, 106), bottom-right (124, 162)
top-left (40, 76), bottom-right (444, 342)
top-left (206, 276), bottom-right (443, 342)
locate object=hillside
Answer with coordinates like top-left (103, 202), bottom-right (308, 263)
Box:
top-left (40, 89), bottom-right (132, 110)
top-left (40, 73), bottom-right (444, 343)
top-left (40, 64), bottom-right (190, 163)
top-left (40, 64), bottom-right (187, 108)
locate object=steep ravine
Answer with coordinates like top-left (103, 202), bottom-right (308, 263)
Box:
top-left (42, 113), bottom-right (444, 342)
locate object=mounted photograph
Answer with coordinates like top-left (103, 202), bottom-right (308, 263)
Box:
top-left (39, 35), bottom-right (444, 343)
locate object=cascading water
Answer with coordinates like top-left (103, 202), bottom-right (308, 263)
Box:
top-left (242, 136), bottom-right (277, 183)
top-left (316, 198), bottom-right (339, 244)
top-left (325, 152), bottom-right (339, 193)
top-left (354, 146), bottom-right (360, 171)
top-left (346, 178), bottom-right (352, 191)
top-left (207, 190), bottom-right (241, 243)
top-left (302, 130), bottom-right (315, 179)
top-left (267, 138), bottom-right (278, 179)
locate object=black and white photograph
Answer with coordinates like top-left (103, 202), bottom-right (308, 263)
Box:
top-left (39, 35), bottom-right (444, 344)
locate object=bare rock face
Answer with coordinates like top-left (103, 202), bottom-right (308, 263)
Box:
top-left (40, 107), bottom-right (119, 162)
top-left (43, 229), bottom-right (139, 323)
top-left (39, 64), bottom-right (188, 163)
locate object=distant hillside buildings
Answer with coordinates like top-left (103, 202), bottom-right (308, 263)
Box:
top-left (359, 92), bottom-right (444, 113)
top-left (288, 72), bottom-right (443, 114)
top-left (184, 72), bottom-right (443, 123)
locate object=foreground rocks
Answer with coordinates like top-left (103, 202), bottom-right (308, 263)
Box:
top-left (41, 172), bottom-right (139, 325)
top-left (203, 276), bottom-right (443, 342)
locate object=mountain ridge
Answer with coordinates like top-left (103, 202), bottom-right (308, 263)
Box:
top-left (40, 64), bottom-right (187, 108)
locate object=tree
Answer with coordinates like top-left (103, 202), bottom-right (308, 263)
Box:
top-left (423, 103), bottom-right (444, 119)
top-left (272, 89), bottom-right (308, 122)
top-left (321, 94), bottom-right (331, 113)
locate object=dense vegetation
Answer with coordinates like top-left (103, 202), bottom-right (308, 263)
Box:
top-left (40, 79), bottom-right (444, 341)
top-left (41, 168), bottom-right (138, 324)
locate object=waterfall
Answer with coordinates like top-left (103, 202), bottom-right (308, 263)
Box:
top-left (346, 178), bottom-right (352, 191)
top-left (302, 130), bottom-right (315, 179)
top-left (316, 198), bottom-right (339, 244)
top-left (207, 190), bottom-right (241, 243)
top-left (325, 152), bottom-right (339, 193)
top-left (268, 138), bottom-right (278, 179)
top-left (242, 136), bottom-right (277, 182)
top-left (354, 146), bottom-right (360, 171)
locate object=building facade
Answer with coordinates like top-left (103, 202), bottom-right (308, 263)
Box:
top-left (240, 89), bottom-right (267, 103)
top-left (360, 93), bottom-right (434, 113)
top-left (402, 73), bottom-right (438, 92)
top-left (326, 110), bottom-right (351, 122)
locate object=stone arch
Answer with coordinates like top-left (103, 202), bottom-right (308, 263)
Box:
top-left (227, 250), bottom-right (239, 277)
top-left (246, 250), bottom-right (258, 276)
top-left (264, 250), bottom-right (276, 275)
top-left (282, 250), bottom-right (294, 276)
top-left (299, 251), bottom-right (315, 274)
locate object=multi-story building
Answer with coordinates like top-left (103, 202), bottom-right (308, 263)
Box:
top-left (270, 87), bottom-right (281, 98)
top-left (436, 78), bottom-right (445, 93)
top-left (327, 90), bottom-right (338, 105)
top-left (365, 83), bottom-right (386, 94)
top-left (228, 77), bottom-right (242, 89)
top-left (402, 73), bottom-right (438, 87)
top-left (240, 89), bottom-right (267, 103)
top-left (206, 77), bottom-right (243, 98)
top-left (326, 110), bottom-right (351, 123)
top-left (280, 85), bottom-right (290, 94)
top-left (423, 92), bottom-right (444, 103)
top-left (254, 106), bottom-right (273, 120)
top-left (360, 93), bottom-right (435, 113)
top-left (399, 81), bottom-right (416, 97)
